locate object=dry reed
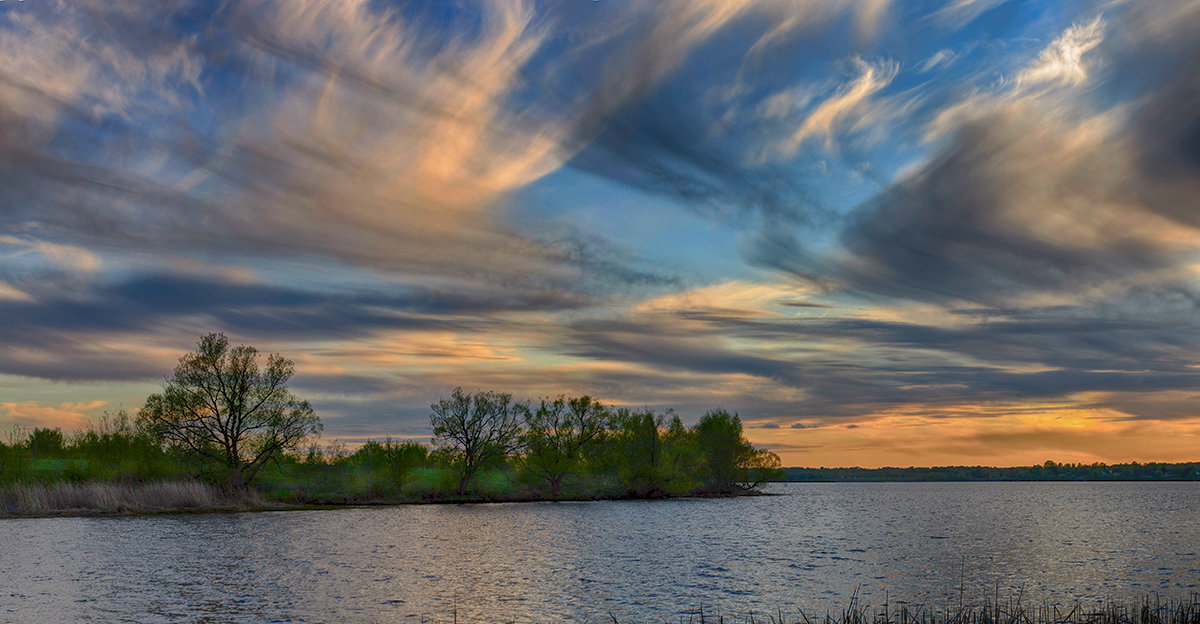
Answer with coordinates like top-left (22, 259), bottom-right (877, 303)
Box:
top-left (662, 595), bottom-right (1200, 624)
top-left (0, 480), bottom-right (269, 517)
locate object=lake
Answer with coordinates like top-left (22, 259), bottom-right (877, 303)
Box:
top-left (2, 482), bottom-right (1198, 623)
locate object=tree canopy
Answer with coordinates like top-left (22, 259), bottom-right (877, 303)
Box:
top-left (522, 395), bottom-right (609, 497)
top-left (430, 387), bottom-right (527, 495)
top-left (138, 332), bottom-right (322, 487)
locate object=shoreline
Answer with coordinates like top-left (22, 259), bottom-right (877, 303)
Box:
top-left (779, 477), bottom-right (1200, 482)
top-left (12, 477), bottom-right (1200, 520)
top-left (0, 480), bottom-right (771, 520)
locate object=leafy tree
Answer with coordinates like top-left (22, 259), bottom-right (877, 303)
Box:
top-left (138, 332), bottom-right (322, 487)
top-left (738, 446), bottom-right (782, 489)
top-left (694, 409), bottom-right (745, 494)
top-left (347, 438), bottom-right (428, 494)
top-left (71, 408), bottom-right (180, 482)
top-left (660, 412), bottom-right (700, 494)
top-left (430, 387), bottom-right (527, 495)
top-left (0, 427), bottom-right (29, 484)
top-left (695, 409), bottom-right (782, 493)
top-left (608, 407), bottom-right (663, 497)
top-left (26, 427), bottom-right (66, 458)
top-left (608, 407), bottom-right (696, 497)
top-left (522, 395), bottom-right (608, 497)
top-left (0, 440), bottom-right (10, 483)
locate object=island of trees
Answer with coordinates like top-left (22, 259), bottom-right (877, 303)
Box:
top-left (0, 333), bottom-right (782, 516)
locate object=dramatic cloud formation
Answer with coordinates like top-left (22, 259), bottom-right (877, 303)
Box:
top-left (2, 0), bottom-right (1200, 466)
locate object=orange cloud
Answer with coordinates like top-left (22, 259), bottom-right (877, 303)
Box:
top-left (747, 402), bottom-right (1200, 468)
top-left (0, 400), bottom-right (108, 433)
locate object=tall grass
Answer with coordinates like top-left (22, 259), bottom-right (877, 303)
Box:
top-left (657, 595), bottom-right (1200, 624)
top-left (0, 481), bottom-right (269, 517)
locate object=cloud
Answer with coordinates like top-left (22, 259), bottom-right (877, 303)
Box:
top-left (0, 1), bottom-right (201, 138)
top-left (564, 317), bottom-right (803, 385)
top-left (0, 400), bottom-right (108, 431)
top-left (1017, 17), bottom-right (1104, 88)
top-left (776, 3), bottom-right (1200, 306)
top-left (929, 0), bottom-right (1011, 30)
top-left (0, 0), bottom-right (674, 300)
top-left (765, 57), bottom-right (900, 157)
top-left (0, 269), bottom-right (596, 381)
top-left (0, 0), bottom-right (898, 299)
top-left (920, 49), bottom-right (957, 73)
top-left (559, 1), bottom-right (902, 228)
top-left (0, 236), bottom-right (102, 276)
top-left (551, 275), bottom-right (1200, 429)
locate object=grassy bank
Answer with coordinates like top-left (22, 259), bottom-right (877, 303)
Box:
top-left (0, 481), bottom-right (277, 517)
top-left (0, 468), bottom-right (768, 518)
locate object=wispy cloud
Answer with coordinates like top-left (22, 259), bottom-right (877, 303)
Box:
top-left (1017, 17), bottom-right (1104, 88)
top-left (919, 49), bottom-right (957, 73)
top-left (929, 0), bottom-right (1011, 30)
top-left (807, 5), bottom-right (1200, 305)
top-left (764, 57), bottom-right (900, 157)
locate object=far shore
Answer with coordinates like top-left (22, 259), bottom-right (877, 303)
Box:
top-left (782, 460), bottom-right (1200, 481)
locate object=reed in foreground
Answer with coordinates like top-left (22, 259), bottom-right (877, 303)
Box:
top-left (646, 595), bottom-right (1200, 624)
top-left (0, 480), bottom-right (271, 517)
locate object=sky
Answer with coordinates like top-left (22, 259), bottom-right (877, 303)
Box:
top-left (2, 0), bottom-right (1200, 468)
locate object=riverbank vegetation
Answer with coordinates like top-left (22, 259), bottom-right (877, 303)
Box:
top-left (0, 395), bottom-right (782, 517)
top-left (652, 594), bottom-right (1200, 624)
top-left (0, 334), bottom-right (782, 517)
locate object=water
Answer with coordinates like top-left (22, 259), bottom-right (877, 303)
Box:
top-left (2, 482), bottom-right (1199, 623)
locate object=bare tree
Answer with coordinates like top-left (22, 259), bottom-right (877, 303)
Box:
top-left (430, 388), bottom-right (526, 495)
top-left (138, 333), bottom-right (322, 487)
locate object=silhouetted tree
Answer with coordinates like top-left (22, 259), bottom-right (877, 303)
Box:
top-left (430, 388), bottom-right (527, 495)
top-left (522, 395), bottom-right (608, 497)
top-left (138, 333), bottom-right (322, 488)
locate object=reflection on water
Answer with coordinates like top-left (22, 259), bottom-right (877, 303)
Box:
top-left (2, 482), bottom-right (1198, 623)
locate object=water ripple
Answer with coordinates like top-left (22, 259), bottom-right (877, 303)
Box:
top-left (1, 482), bottom-right (1199, 622)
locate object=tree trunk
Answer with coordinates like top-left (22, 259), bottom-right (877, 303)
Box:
top-left (227, 464), bottom-right (249, 490)
top-left (456, 469), bottom-right (474, 496)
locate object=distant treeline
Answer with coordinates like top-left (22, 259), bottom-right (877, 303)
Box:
top-left (782, 460), bottom-right (1200, 482)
